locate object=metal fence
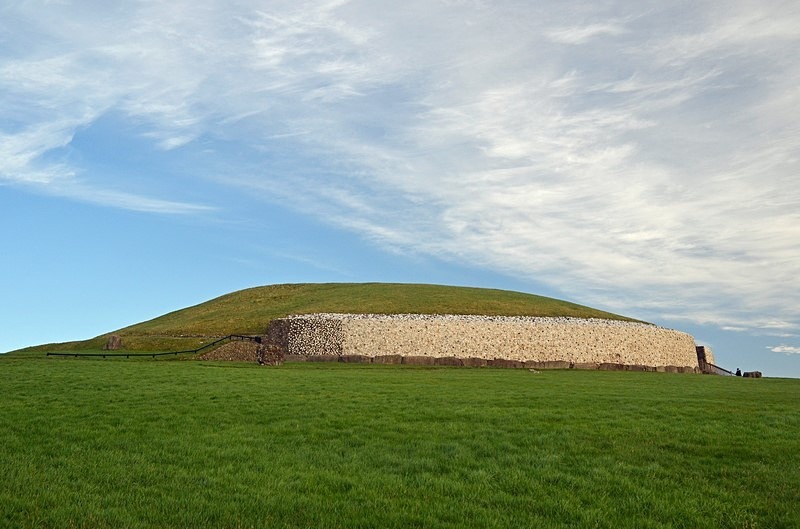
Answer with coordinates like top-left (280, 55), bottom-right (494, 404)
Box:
top-left (45, 334), bottom-right (262, 359)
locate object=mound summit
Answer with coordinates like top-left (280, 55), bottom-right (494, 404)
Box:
top-left (16, 283), bottom-right (637, 355)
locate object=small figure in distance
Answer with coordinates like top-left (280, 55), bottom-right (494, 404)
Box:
top-left (735, 368), bottom-right (742, 376)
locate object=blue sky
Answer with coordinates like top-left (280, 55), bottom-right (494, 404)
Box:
top-left (2, 0), bottom-right (799, 377)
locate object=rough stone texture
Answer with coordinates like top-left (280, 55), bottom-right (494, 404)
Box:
top-left (267, 318), bottom-right (343, 356)
top-left (525, 360), bottom-right (571, 370)
top-left (104, 335), bottom-right (123, 350)
top-left (488, 358), bottom-right (525, 369)
top-left (598, 363), bottom-right (625, 371)
top-left (435, 357), bottom-right (464, 367)
top-left (402, 355), bottom-right (437, 366)
top-left (267, 314), bottom-right (700, 369)
top-left (373, 355), bottom-right (403, 364)
top-left (572, 362), bottom-right (600, 370)
top-left (743, 371), bottom-right (763, 378)
top-left (340, 355), bottom-right (372, 364)
top-left (696, 345), bottom-right (716, 365)
top-left (256, 343), bottom-right (284, 366)
top-left (463, 357), bottom-right (488, 367)
top-left (199, 341), bottom-right (259, 362)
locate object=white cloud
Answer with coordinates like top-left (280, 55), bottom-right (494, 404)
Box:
top-left (721, 326), bottom-right (749, 332)
top-left (53, 185), bottom-right (216, 215)
top-left (761, 321), bottom-right (795, 330)
top-left (769, 345), bottom-right (800, 355)
top-left (546, 23), bottom-right (626, 44)
top-left (1, 0), bottom-right (799, 333)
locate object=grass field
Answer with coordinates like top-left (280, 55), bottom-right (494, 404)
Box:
top-left (11, 283), bottom-right (638, 355)
top-left (1, 358), bottom-right (798, 528)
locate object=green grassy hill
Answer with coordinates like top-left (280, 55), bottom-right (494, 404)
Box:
top-left (12, 283), bottom-right (638, 355)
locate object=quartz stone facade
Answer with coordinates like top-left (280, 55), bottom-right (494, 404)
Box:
top-left (266, 314), bottom-right (699, 369)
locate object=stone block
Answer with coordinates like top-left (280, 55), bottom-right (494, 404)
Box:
top-left (463, 357), bottom-right (488, 367)
top-left (256, 343), bottom-right (284, 366)
top-left (402, 355), bottom-right (436, 366)
top-left (571, 362), bottom-right (599, 370)
top-left (598, 363), bottom-right (625, 371)
top-left (523, 360), bottom-right (569, 369)
top-left (488, 358), bottom-right (524, 369)
top-left (340, 355), bottom-right (372, 363)
top-left (373, 354), bottom-right (403, 364)
top-left (308, 355), bottom-right (340, 362)
top-left (435, 356), bottom-right (463, 367)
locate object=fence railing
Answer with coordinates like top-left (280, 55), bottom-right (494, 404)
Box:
top-left (46, 334), bottom-right (262, 359)
top-left (699, 360), bottom-right (734, 376)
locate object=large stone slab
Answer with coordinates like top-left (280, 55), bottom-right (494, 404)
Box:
top-left (373, 354), bottom-right (403, 364)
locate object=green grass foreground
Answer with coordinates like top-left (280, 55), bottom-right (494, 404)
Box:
top-left (1, 359), bottom-right (798, 529)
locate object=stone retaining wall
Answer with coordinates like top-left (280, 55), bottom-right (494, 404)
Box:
top-left (267, 314), bottom-right (699, 369)
top-left (198, 340), bottom-right (259, 362)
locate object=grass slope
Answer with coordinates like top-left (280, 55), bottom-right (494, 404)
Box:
top-left (14, 283), bottom-right (637, 354)
top-left (1, 359), bottom-right (797, 528)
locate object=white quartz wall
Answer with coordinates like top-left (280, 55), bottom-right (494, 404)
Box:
top-left (272, 314), bottom-right (699, 368)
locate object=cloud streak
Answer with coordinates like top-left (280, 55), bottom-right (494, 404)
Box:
top-left (546, 22), bottom-right (627, 44)
top-left (770, 346), bottom-right (800, 355)
top-left (2, 0), bottom-right (799, 336)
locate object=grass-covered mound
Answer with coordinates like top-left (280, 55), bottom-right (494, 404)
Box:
top-left (12, 283), bottom-right (637, 355)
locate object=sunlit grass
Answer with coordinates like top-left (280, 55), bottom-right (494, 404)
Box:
top-left (12, 283), bottom-right (638, 355)
top-left (1, 358), bottom-right (797, 528)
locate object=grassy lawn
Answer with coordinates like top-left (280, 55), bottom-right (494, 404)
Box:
top-left (1, 358), bottom-right (797, 528)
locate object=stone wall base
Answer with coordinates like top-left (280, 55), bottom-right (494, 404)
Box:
top-left (279, 354), bottom-right (699, 372)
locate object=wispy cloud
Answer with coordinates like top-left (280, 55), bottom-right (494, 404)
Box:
top-left (769, 345), bottom-right (800, 355)
top-left (546, 23), bottom-right (627, 44)
top-left (2, 0), bottom-right (799, 339)
top-left (53, 184), bottom-right (216, 215)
